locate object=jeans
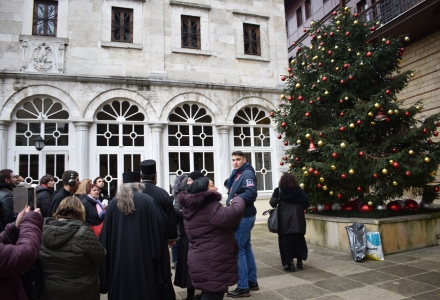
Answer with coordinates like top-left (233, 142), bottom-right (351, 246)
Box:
top-left (234, 216), bottom-right (257, 289)
top-left (171, 241), bottom-right (179, 262)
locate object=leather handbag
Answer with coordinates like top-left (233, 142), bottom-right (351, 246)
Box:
top-left (262, 187), bottom-right (280, 233)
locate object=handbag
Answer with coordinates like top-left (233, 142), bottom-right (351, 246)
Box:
top-left (262, 187), bottom-right (281, 233)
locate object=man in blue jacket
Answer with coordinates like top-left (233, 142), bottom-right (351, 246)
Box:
top-left (225, 151), bottom-right (258, 297)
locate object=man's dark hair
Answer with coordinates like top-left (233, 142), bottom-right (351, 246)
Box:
top-left (93, 177), bottom-right (102, 184)
top-left (187, 177), bottom-right (210, 194)
top-left (40, 174), bottom-right (54, 185)
top-left (141, 173), bottom-right (156, 181)
top-left (231, 150), bottom-right (245, 157)
top-left (61, 170), bottom-right (78, 185)
top-left (0, 169), bottom-right (13, 182)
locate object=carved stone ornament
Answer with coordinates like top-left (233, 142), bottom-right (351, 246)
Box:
top-left (32, 43), bottom-right (53, 71)
top-left (19, 35), bottom-right (68, 73)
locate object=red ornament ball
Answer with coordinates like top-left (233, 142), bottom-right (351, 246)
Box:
top-left (349, 75), bottom-right (353, 80)
top-left (385, 89), bottom-right (391, 95)
top-left (404, 199), bottom-right (419, 211)
top-left (309, 100), bottom-right (314, 105)
top-left (283, 141), bottom-right (289, 146)
top-left (435, 187), bottom-right (439, 192)
top-left (322, 76), bottom-right (328, 82)
top-left (337, 193), bottom-right (342, 199)
top-left (428, 139), bottom-right (433, 144)
top-left (357, 186), bottom-right (362, 192)
top-left (366, 51), bottom-right (372, 57)
top-left (308, 167), bottom-right (315, 174)
top-left (295, 157), bottom-right (300, 162)
top-left (340, 112), bottom-right (345, 116)
top-left (386, 40), bottom-right (391, 45)
top-left (283, 156), bottom-right (288, 161)
top-left (343, 63), bottom-right (349, 68)
top-left (372, 173), bottom-right (379, 179)
top-left (359, 203), bottom-right (374, 212)
top-left (280, 161), bottom-right (284, 166)
top-left (341, 173), bottom-right (347, 179)
top-left (330, 32), bottom-right (335, 37)
top-left (319, 132), bottom-right (324, 137)
top-left (345, 32), bottom-right (350, 36)
top-left (298, 95), bottom-right (303, 101)
top-left (328, 50), bottom-right (332, 55)
top-left (287, 67), bottom-right (292, 72)
top-left (392, 147), bottom-right (398, 153)
top-left (305, 112), bottom-right (310, 118)
top-left (340, 80), bottom-right (345, 84)
top-left (281, 122), bottom-right (287, 127)
top-left (277, 134), bottom-right (281, 139)
top-left (270, 111), bottom-right (275, 117)
top-left (356, 120), bottom-right (362, 125)
top-left (324, 203), bottom-right (333, 211)
top-left (358, 151), bottom-right (365, 157)
top-left (405, 171), bottom-right (411, 177)
top-left (318, 62), bottom-right (323, 67)
top-left (313, 170), bottom-right (320, 176)
top-left (405, 111), bottom-right (410, 117)
top-left (387, 201), bottom-right (403, 212)
top-left (433, 131), bottom-right (439, 137)
top-left (332, 152), bottom-right (338, 159)
top-left (339, 99), bottom-right (344, 104)
top-left (317, 183), bottom-right (322, 189)
top-left (287, 96), bottom-right (293, 101)
top-left (393, 162), bottom-right (400, 168)
top-left (281, 76), bottom-right (286, 81)
top-left (332, 11), bottom-right (337, 15)
top-left (342, 202), bottom-right (354, 211)
top-left (422, 128), bottom-right (428, 134)
top-left (339, 126), bottom-right (345, 132)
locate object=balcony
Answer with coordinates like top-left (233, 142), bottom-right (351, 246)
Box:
top-left (360, 0), bottom-right (440, 44)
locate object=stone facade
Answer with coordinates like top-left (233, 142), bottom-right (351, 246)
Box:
top-left (0, 0), bottom-right (290, 197)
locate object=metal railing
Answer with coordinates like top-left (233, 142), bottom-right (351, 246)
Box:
top-left (359, 0), bottom-right (425, 25)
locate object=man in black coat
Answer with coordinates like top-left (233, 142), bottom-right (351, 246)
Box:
top-left (48, 170), bottom-right (80, 216)
top-left (140, 160), bottom-right (177, 300)
top-left (99, 172), bottom-right (171, 299)
top-left (0, 169), bottom-right (19, 231)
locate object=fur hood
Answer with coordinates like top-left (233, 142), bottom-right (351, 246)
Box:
top-left (278, 186), bottom-right (309, 206)
top-left (179, 190), bottom-right (222, 219)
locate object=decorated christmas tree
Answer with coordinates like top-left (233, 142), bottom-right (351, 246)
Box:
top-left (273, 7), bottom-right (440, 211)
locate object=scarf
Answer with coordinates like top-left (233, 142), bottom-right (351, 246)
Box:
top-left (88, 195), bottom-right (106, 219)
top-left (226, 162), bottom-right (249, 190)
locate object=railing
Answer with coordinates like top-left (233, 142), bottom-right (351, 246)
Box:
top-left (359, 0), bottom-right (425, 25)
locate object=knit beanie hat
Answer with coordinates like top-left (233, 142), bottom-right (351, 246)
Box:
top-left (188, 170), bottom-right (204, 180)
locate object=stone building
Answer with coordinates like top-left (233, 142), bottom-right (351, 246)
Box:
top-left (0, 0), bottom-right (290, 198)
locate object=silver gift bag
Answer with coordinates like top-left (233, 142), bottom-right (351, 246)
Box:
top-left (345, 222), bottom-right (366, 262)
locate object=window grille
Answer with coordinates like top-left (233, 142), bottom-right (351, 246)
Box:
top-left (243, 23), bottom-right (261, 56)
top-left (181, 15), bottom-right (201, 49)
top-left (111, 7), bottom-right (133, 43)
top-left (33, 1), bottom-right (58, 36)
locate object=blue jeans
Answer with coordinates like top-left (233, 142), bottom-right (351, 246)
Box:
top-left (171, 241), bottom-right (179, 262)
top-left (234, 216), bottom-right (257, 289)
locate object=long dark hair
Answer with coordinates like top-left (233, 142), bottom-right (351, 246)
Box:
top-left (187, 177), bottom-right (210, 194)
top-left (278, 173), bottom-right (298, 188)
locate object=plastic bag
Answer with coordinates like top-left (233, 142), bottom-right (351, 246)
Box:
top-left (366, 232), bottom-right (384, 261)
top-left (345, 222), bottom-right (366, 262)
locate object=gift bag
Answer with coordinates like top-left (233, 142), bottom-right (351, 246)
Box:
top-left (366, 232), bottom-right (384, 261)
top-left (345, 222), bottom-right (366, 262)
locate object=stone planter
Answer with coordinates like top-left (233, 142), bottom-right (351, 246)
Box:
top-left (305, 211), bottom-right (440, 255)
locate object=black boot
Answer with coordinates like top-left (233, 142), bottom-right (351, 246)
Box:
top-left (284, 263), bottom-right (295, 272)
top-left (297, 259), bottom-right (303, 269)
top-left (226, 288), bottom-right (250, 297)
top-left (248, 281), bottom-right (259, 291)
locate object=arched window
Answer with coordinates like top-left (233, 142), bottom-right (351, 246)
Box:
top-left (233, 106), bottom-right (273, 191)
top-left (13, 97), bottom-right (70, 188)
top-left (167, 103), bottom-right (214, 189)
top-left (94, 100), bottom-right (146, 199)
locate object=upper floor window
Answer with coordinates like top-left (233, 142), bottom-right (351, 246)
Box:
top-left (296, 7), bottom-right (303, 27)
top-left (181, 15), bottom-right (201, 49)
top-left (357, 0), bottom-right (368, 13)
top-left (305, 0), bottom-right (312, 19)
top-left (33, 1), bottom-right (58, 36)
top-left (243, 23), bottom-right (261, 56)
top-left (111, 7), bottom-right (133, 43)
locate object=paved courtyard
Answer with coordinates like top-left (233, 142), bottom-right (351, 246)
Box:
top-left (101, 223), bottom-right (440, 299)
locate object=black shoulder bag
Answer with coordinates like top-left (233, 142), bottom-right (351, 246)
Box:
top-left (262, 187), bottom-right (281, 233)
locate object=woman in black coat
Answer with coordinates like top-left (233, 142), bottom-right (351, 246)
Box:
top-left (270, 173), bottom-right (310, 272)
top-left (36, 174), bottom-right (55, 217)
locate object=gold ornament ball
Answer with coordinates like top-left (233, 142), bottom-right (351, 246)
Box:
top-left (305, 133), bottom-right (311, 139)
top-left (296, 83), bottom-right (301, 88)
top-left (389, 159), bottom-right (394, 165)
top-left (319, 177), bottom-right (325, 182)
top-left (302, 62), bottom-right (306, 66)
top-left (309, 45), bottom-right (314, 50)
top-left (370, 121), bottom-right (376, 126)
top-left (317, 35), bottom-right (322, 40)
top-left (397, 69), bottom-right (401, 73)
top-left (382, 38), bottom-right (386, 42)
top-left (304, 171), bottom-right (309, 176)
top-left (424, 157), bottom-right (431, 163)
top-left (388, 110), bottom-right (394, 115)
top-left (408, 150), bottom-right (414, 155)
top-left (289, 163), bottom-right (293, 168)
top-left (394, 109), bottom-right (399, 115)
top-left (368, 112), bottom-right (374, 117)
top-left (349, 169), bottom-right (355, 175)
top-left (334, 45), bottom-right (339, 50)
top-left (310, 21), bottom-right (315, 26)
top-left (354, 20), bottom-right (358, 25)
top-left (276, 109), bottom-right (280, 112)
top-left (344, 96), bottom-right (349, 100)
top-left (291, 60), bottom-right (296, 65)
top-left (302, 166), bottom-right (306, 170)
top-left (331, 165), bottom-right (337, 170)
top-left (374, 103), bottom-right (381, 109)
top-left (344, 6), bottom-right (350, 11)
top-left (382, 168), bottom-right (388, 175)
top-left (416, 105), bottom-right (421, 110)
top-left (280, 94), bottom-right (285, 99)
top-left (300, 183), bottom-right (305, 189)
top-left (331, 59), bottom-right (335, 63)
top-left (404, 36), bottom-right (410, 42)
top-left (393, 181), bottom-right (398, 186)
top-left (376, 21), bottom-right (380, 26)
top-left (335, 67), bottom-right (340, 71)
top-left (410, 73), bottom-right (415, 78)
top-left (317, 140), bottom-right (324, 146)
top-left (324, 91), bottom-right (329, 95)
top-left (360, 62), bottom-right (364, 66)
top-left (336, 20), bottom-right (341, 25)
top-left (357, 52), bottom-right (361, 56)
top-left (349, 123), bottom-right (355, 128)
top-left (348, 48), bottom-right (352, 52)
top-left (297, 140), bottom-right (302, 144)
top-left (367, 201), bottom-right (373, 206)
top-left (322, 185), bottom-right (328, 190)
top-left (329, 191), bottom-right (334, 196)
top-left (340, 142), bottom-right (346, 148)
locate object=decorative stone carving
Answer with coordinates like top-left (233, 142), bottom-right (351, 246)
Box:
top-left (19, 35), bottom-right (68, 73)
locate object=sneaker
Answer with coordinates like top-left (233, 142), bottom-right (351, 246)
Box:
top-left (226, 288), bottom-right (250, 297)
top-left (248, 281), bottom-right (259, 291)
top-left (171, 261), bottom-right (176, 269)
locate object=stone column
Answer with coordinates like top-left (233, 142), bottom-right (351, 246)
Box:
top-left (149, 122), bottom-right (167, 188)
top-left (216, 125), bottom-right (232, 194)
top-left (0, 121), bottom-right (11, 169)
top-left (73, 121), bottom-right (92, 179)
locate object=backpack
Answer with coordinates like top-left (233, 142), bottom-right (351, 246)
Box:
top-left (20, 257), bottom-right (44, 300)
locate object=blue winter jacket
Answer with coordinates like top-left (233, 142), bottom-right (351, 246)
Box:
top-left (226, 163), bottom-right (257, 217)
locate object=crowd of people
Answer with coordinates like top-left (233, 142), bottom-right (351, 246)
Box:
top-left (0, 150), bottom-right (310, 300)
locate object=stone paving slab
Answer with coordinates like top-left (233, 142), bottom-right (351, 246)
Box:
top-left (100, 223), bottom-right (440, 299)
